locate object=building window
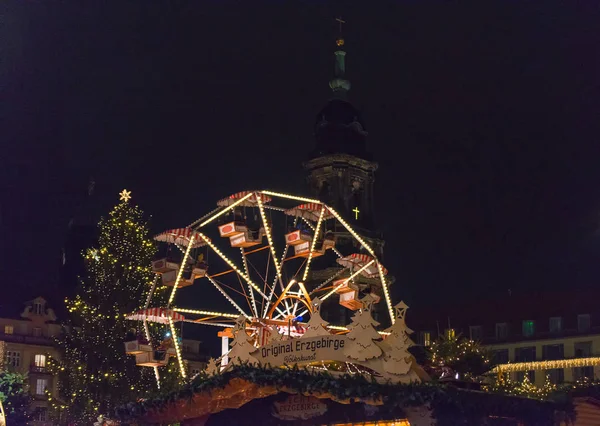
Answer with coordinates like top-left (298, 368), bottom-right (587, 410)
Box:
top-left (547, 369), bottom-right (564, 384)
top-left (495, 323), bottom-right (508, 339)
top-left (542, 344), bottom-right (564, 360)
top-left (420, 331), bottom-right (431, 347)
top-left (4, 325), bottom-right (13, 335)
top-left (522, 320), bottom-right (535, 337)
top-left (33, 327), bottom-right (42, 337)
top-left (493, 349), bottom-right (509, 364)
top-left (469, 326), bottom-right (483, 341)
top-left (35, 354), bottom-right (46, 368)
top-left (574, 341), bottom-right (593, 381)
top-left (5, 351), bottom-right (21, 367)
top-left (35, 378), bottom-right (48, 395)
top-left (445, 329), bottom-right (455, 340)
top-left (191, 368), bottom-right (201, 376)
top-left (515, 346), bottom-right (536, 362)
top-left (578, 314), bottom-right (591, 333)
top-left (549, 317), bottom-right (562, 334)
top-left (35, 408), bottom-right (47, 422)
top-left (575, 341), bottom-right (592, 358)
top-left (34, 302), bottom-right (43, 315)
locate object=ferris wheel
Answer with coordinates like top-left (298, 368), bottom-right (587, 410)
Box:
top-left (125, 190), bottom-right (392, 381)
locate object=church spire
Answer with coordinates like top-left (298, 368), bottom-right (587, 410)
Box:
top-left (329, 17), bottom-right (351, 98)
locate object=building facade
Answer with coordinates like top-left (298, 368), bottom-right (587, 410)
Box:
top-left (0, 297), bottom-right (61, 425)
top-left (412, 290), bottom-right (600, 387)
top-left (0, 297), bottom-right (207, 425)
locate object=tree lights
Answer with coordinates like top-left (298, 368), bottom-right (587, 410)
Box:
top-left (49, 194), bottom-right (183, 424)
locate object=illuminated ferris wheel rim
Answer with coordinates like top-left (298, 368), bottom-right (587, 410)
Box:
top-left (154, 190), bottom-right (394, 328)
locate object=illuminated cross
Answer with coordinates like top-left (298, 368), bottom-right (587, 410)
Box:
top-left (119, 189), bottom-right (132, 202)
top-left (335, 17), bottom-right (346, 33)
top-left (352, 207), bottom-right (360, 220)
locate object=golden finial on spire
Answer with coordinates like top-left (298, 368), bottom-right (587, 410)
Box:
top-left (335, 17), bottom-right (345, 47)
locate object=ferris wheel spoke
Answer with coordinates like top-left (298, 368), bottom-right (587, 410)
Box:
top-left (206, 276), bottom-right (251, 319)
top-left (240, 248), bottom-right (258, 317)
top-left (308, 267), bottom-right (348, 296)
top-left (262, 244), bottom-right (291, 318)
top-left (235, 271), bottom-right (256, 316)
top-left (321, 260), bottom-right (375, 303)
top-left (200, 231), bottom-right (271, 302)
top-left (300, 206), bottom-right (326, 282)
top-left (257, 194), bottom-right (288, 303)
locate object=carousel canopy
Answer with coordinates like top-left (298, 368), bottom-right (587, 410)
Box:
top-left (217, 191), bottom-right (272, 207)
top-left (154, 228), bottom-right (209, 248)
top-left (284, 203), bottom-right (334, 222)
top-left (126, 308), bottom-right (185, 324)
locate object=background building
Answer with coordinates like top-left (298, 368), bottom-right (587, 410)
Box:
top-left (0, 298), bottom-right (60, 425)
top-left (411, 289), bottom-right (600, 386)
top-left (0, 298), bottom-right (208, 425)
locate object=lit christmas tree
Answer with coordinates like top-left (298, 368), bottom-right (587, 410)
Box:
top-left (0, 370), bottom-right (32, 424)
top-left (49, 190), bottom-right (182, 424)
top-left (343, 294), bottom-right (383, 361)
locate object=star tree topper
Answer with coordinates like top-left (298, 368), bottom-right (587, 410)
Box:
top-left (119, 189), bottom-right (132, 202)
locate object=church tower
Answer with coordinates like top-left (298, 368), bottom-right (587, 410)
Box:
top-left (304, 20), bottom-right (384, 258)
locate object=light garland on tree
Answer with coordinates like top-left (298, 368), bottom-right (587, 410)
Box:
top-left (48, 191), bottom-right (185, 424)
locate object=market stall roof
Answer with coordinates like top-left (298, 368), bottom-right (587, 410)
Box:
top-left (114, 365), bottom-right (567, 426)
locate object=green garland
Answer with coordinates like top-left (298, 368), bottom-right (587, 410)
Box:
top-left (114, 364), bottom-right (572, 425)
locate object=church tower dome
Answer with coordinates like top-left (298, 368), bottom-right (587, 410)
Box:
top-left (303, 18), bottom-right (383, 257)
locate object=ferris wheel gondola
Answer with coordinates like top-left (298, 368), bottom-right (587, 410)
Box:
top-left (152, 228), bottom-right (210, 287)
top-left (127, 190), bottom-right (395, 382)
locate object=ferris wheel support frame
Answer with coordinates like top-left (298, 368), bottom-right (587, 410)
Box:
top-left (159, 190), bottom-right (395, 353)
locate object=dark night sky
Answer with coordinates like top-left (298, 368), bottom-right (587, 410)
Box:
top-left (3, 1), bottom-right (600, 315)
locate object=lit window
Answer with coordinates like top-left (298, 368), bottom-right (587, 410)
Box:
top-left (34, 302), bottom-right (43, 315)
top-left (522, 320), bottom-right (535, 337)
top-left (5, 351), bottom-right (21, 367)
top-left (445, 329), bottom-right (455, 339)
top-left (469, 325), bottom-right (482, 341)
top-left (4, 325), bottom-right (13, 335)
top-left (36, 378), bottom-right (48, 395)
top-left (549, 317), bottom-right (562, 333)
top-left (35, 408), bottom-right (47, 422)
top-left (33, 327), bottom-right (42, 337)
top-left (496, 323), bottom-right (508, 339)
top-left (421, 331), bottom-right (431, 347)
top-left (35, 354), bottom-right (46, 368)
top-left (578, 314), bottom-right (591, 332)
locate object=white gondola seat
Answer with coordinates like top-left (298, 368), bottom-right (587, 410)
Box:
top-left (339, 290), bottom-right (362, 310)
top-left (333, 279), bottom-right (358, 294)
top-left (124, 340), bottom-right (152, 355)
top-left (219, 221), bottom-right (246, 238)
top-left (161, 270), bottom-right (194, 288)
top-left (192, 262), bottom-right (208, 279)
top-left (285, 230), bottom-right (312, 246)
top-left (152, 258), bottom-right (179, 274)
top-left (135, 348), bottom-right (176, 367)
top-left (229, 227), bottom-right (266, 248)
